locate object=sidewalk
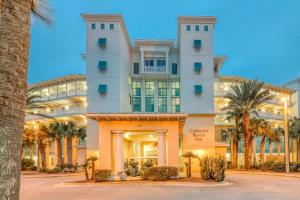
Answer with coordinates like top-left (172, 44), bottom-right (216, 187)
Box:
top-left (227, 170), bottom-right (300, 178)
top-left (21, 171), bottom-right (83, 178)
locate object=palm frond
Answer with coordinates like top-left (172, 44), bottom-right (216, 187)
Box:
top-left (31, 0), bottom-right (52, 25)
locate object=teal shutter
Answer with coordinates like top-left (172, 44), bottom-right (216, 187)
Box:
top-left (194, 62), bottom-right (202, 72)
top-left (98, 84), bottom-right (107, 94)
top-left (194, 40), bottom-right (202, 48)
top-left (194, 85), bottom-right (203, 95)
top-left (98, 38), bottom-right (106, 47)
top-left (98, 61), bottom-right (107, 71)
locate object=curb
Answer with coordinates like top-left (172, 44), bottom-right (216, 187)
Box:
top-left (55, 181), bottom-right (233, 188)
top-left (228, 171), bottom-right (300, 179)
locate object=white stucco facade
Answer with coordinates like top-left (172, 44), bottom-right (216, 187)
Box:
top-left (81, 14), bottom-right (299, 170)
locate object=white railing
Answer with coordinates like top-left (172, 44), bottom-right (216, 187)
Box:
top-left (26, 106), bottom-right (86, 121)
top-left (144, 65), bottom-right (166, 73)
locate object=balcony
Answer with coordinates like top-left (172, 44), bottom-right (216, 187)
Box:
top-left (144, 65), bottom-right (166, 73)
top-left (26, 106), bottom-right (86, 121)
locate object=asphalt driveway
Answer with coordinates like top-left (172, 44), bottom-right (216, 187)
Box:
top-left (21, 172), bottom-right (300, 200)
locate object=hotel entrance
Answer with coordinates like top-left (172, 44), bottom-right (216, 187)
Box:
top-left (87, 113), bottom-right (187, 172)
top-left (122, 131), bottom-right (159, 167)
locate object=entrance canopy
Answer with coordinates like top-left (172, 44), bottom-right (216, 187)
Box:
top-left (87, 113), bottom-right (188, 122)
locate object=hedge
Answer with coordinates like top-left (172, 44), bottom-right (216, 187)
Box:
top-left (95, 169), bottom-right (112, 182)
top-left (141, 166), bottom-right (178, 181)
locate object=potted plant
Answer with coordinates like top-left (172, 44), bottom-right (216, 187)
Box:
top-left (117, 171), bottom-right (127, 181)
top-left (129, 159), bottom-right (139, 177)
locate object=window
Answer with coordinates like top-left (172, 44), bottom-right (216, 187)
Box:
top-left (194, 62), bottom-right (202, 72)
top-left (133, 63), bottom-right (139, 74)
top-left (101, 23), bottom-right (105, 30)
top-left (145, 97), bottom-right (154, 112)
top-left (132, 81), bottom-right (141, 112)
top-left (145, 81), bottom-right (154, 96)
top-left (145, 59), bottom-right (154, 66)
top-left (156, 59), bottom-right (166, 67)
top-left (194, 40), bottom-right (202, 48)
top-left (172, 98), bottom-right (180, 113)
top-left (194, 85), bottom-right (203, 95)
top-left (58, 84), bottom-right (67, 97)
top-left (158, 81), bottom-right (167, 97)
top-left (186, 25), bottom-right (190, 31)
top-left (49, 86), bottom-right (57, 99)
top-left (195, 25), bottom-right (200, 31)
top-left (158, 81), bottom-right (167, 112)
top-left (98, 38), bottom-right (106, 47)
top-left (172, 63), bottom-right (178, 75)
top-left (132, 81), bottom-right (141, 96)
top-left (158, 97), bottom-right (167, 112)
top-left (98, 61), bottom-right (107, 71)
top-left (110, 24), bottom-right (114, 30)
top-left (98, 84), bottom-right (107, 94)
top-left (171, 81), bottom-right (180, 97)
top-left (77, 81), bottom-right (86, 94)
top-left (132, 97), bottom-right (141, 112)
top-left (67, 82), bottom-right (76, 96)
top-left (204, 25), bottom-right (209, 32)
top-left (91, 23), bottom-right (96, 29)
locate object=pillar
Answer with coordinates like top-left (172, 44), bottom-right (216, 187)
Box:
top-left (113, 131), bottom-right (124, 173)
top-left (157, 130), bottom-right (167, 166)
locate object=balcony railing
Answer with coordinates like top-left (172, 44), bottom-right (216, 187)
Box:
top-left (144, 65), bottom-right (166, 73)
top-left (26, 106), bottom-right (86, 121)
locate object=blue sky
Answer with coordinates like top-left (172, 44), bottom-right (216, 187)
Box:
top-left (29, 0), bottom-right (300, 85)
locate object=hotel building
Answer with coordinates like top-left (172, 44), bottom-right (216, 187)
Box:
top-left (25, 75), bottom-right (87, 168)
top-left (25, 14), bottom-right (299, 171)
top-left (81, 14), bottom-right (299, 172)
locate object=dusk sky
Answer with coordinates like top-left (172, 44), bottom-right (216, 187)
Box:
top-left (29, 0), bottom-right (300, 85)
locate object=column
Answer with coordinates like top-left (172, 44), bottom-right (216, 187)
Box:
top-left (157, 130), bottom-right (167, 166)
top-left (141, 50), bottom-right (144, 73)
top-left (165, 50), bottom-right (169, 72)
top-left (113, 131), bottom-right (124, 173)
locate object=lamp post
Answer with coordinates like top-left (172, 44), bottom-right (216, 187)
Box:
top-left (283, 97), bottom-right (290, 173)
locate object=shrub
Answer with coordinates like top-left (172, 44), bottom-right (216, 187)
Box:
top-left (199, 156), bottom-right (214, 180)
top-left (141, 166), bottom-right (178, 181)
top-left (21, 159), bottom-right (35, 171)
top-left (199, 156), bottom-right (226, 182)
top-left (214, 156), bottom-right (226, 182)
top-left (226, 161), bottom-right (234, 169)
top-left (260, 161), bottom-right (299, 172)
top-left (95, 169), bottom-right (112, 182)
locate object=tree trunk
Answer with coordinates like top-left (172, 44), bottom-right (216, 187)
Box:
top-left (269, 143), bottom-right (273, 156)
top-left (234, 138), bottom-right (238, 167)
top-left (277, 142), bottom-right (281, 156)
top-left (249, 136), bottom-right (254, 165)
top-left (260, 136), bottom-right (266, 163)
top-left (29, 144), bottom-right (34, 160)
top-left (39, 141), bottom-right (47, 170)
top-left (66, 135), bottom-right (73, 165)
top-left (84, 167), bottom-right (89, 181)
top-left (56, 138), bottom-right (63, 168)
top-left (0, 1), bottom-right (32, 199)
top-left (243, 113), bottom-right (251, 169)
top-left (297, 139), bottom-right (300, 163)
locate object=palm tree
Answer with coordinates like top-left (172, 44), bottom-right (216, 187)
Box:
top-left (182, 152), bottom-right (199, 177)
top-left (22, 128), bottom-right (36, 160)
top-left (0, 2), bottom-right (51, 198)
top-left (48, 122), bottom-right (65, 168)
top-left (221, 126), bottom-right (242, 168)
top-left (222, 110), bottom-right (243, 167)
top-left (249, 119), bottom-right (272, 163)
top-left (36, 124), bottom-right (51, 170)
top-left (289, 117), bottom-right (300, 162)
top-left (63, 122), bottom-right (86, 165)
top-left (274, 127), bottom-right (284, 156)
top-left (223, 80), bottom-right (273, 169)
